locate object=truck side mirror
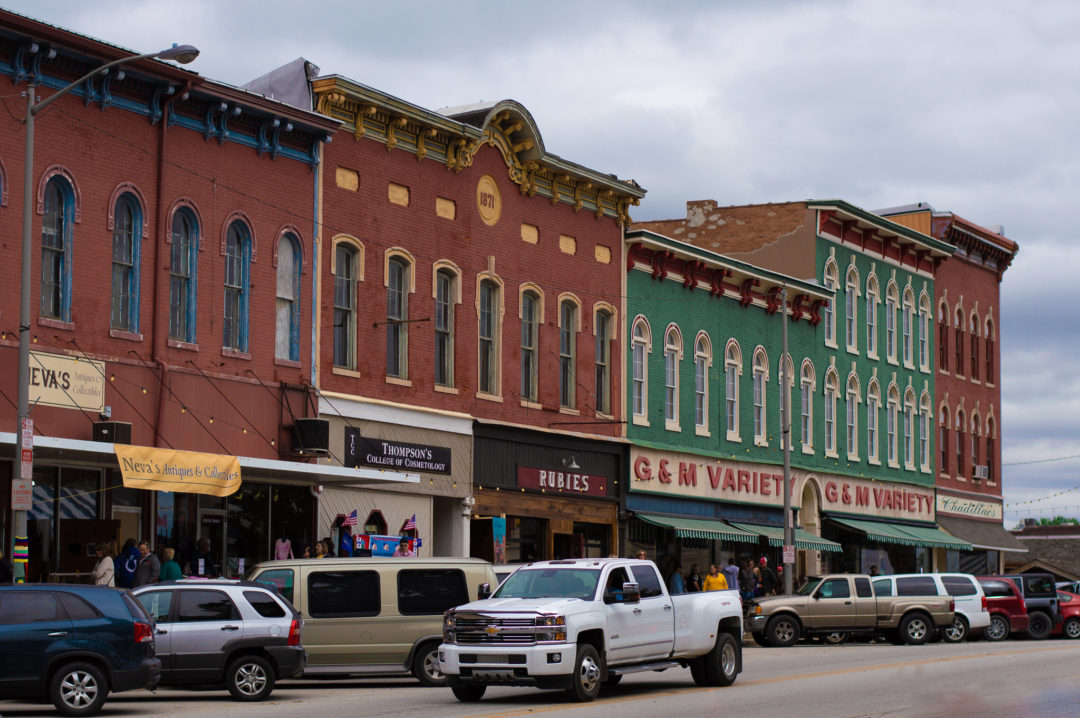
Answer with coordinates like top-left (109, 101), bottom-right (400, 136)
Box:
top-left (477, 582), bottom-right (492, 600)
top-left (621, 582), bottom-right (641, 603)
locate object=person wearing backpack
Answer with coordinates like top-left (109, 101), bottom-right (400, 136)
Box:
top-left (115, 538), bottom-right (140, 588)
top-left (760, 556), bottom-right (779, 596)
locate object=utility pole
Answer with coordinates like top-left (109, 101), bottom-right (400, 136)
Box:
top-left (782, 285), bottom-right (794, 595)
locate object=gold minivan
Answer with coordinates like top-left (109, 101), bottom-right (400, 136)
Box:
top-left (247, 557), bottom-right (495, 685)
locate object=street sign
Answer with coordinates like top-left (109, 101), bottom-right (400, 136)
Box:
top-left (21, 417), bottom-right (33, 449)
top-left (21, 449), bottom-right (32, 463)
top-left (12, 478), bottom-right (32, 511)
top-left (782, 544), bottom-right (795, 564)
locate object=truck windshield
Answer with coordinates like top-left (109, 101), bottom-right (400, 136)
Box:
top-left (493, 568), bottom-right (601, 600)
top-left (796, 578), bottom-right (823, 596)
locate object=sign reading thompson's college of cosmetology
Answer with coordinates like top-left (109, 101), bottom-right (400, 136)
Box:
top-left (344, 428), bottom-right (451, 474)
top-left (114, 445), bottom-right (241, 498)
top-left (28, 350), bottom-right (105, 412)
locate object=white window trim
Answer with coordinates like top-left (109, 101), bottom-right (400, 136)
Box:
top-left (752, 347), bottom-right (769, 447)
top-left (846, 379), bottom-right (860, 462)
top-left (865, 276), bottom-right (879, 360)
top-left (823, 370), bottom-right (839, 458)
top-left (664, 325), bottom-right (683, 432)
top-left (725, 340), bottom-right (742, 442)
top-left (694, 333), bottom-right (712, 437)
top-left (823, 260), bottom-right (839, 349)
top-left (845, 268), bottom-right (860, 354)
top-left (867, 389), bottom-right (881, 466)
top-left (630, 316), bottom-right (651, 426)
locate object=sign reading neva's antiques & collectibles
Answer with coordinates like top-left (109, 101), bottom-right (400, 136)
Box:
top-left (516, 466), bottom-right (608, 497)
top-left (115, 445), bottom-right (241, 497)
top-left (344, 428), bottom-right (451, 474)
top-left (28, 350), bottom-right (105, 412)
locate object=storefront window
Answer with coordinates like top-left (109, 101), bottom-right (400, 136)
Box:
top-left (506, 517), bottom-right (543, 562)
top-left (270, 485), bottom-right (315, 559)
top-left (228, 483), bottom-right (269, 576)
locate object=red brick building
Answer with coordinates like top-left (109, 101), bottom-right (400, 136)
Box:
top-left (309, 77), bottom-right (644, 558)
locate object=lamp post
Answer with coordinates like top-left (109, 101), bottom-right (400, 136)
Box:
top-left (12, 43), bottom-right (199, 582)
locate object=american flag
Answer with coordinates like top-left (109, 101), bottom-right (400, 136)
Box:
top-left (343, 509), bottom-right (359, 527)
top-left (403, 514), bottom-right (416, 531)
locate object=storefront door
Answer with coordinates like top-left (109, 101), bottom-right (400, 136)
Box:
top-left (198, 510), bottom-right (226, 576)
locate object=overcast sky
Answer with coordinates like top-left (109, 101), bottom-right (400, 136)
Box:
top-left (10, 0), bottom-right (1080, 524)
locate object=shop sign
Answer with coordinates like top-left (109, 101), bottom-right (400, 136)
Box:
top-left (819, 477), bottom-right (933, 520)
top-left (115, 445), bottom-right (241, 497)
top-left (28, 350), bottom-right (105, 412)
top-left (936, 494), bottom-right (1003, 521)
top-left (11, 478), bottom-right (32, 511)
top-left (344, 428), bottom-right (451, 474)
top-left (517, 466), bottom-right (608, 497)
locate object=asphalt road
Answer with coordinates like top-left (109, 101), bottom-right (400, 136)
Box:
top-left (5, 638), bottom-right (1080, 718)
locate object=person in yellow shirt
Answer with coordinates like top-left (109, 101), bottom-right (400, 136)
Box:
top-left (702, 563), bottom-right (728, 591)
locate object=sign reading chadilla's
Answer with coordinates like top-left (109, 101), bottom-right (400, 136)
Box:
top-left (344, 428), bottom-right (452, 474)
top-left (115, 445), bottom-right (241, 497)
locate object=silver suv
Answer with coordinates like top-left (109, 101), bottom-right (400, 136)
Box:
top-left (133, 579), bottom-right (304, 701)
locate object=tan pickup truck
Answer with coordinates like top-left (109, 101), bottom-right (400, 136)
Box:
top-left (745, 574), bottom-right (954, 646)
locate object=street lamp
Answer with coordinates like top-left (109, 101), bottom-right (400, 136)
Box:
top-left (12, 43), bottom-right (199, 582)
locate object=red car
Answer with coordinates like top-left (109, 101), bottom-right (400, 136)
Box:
top-left (1052, 591), bottom-right (1080, 639)
top-left (977, 577), bottom-right (1030, 641)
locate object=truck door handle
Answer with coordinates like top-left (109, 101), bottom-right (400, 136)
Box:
top-left (632, 608), bottom-right (642, 615)
top-left (663, 605), bottom-right (673, 611)
top-left (48, 632), bottom-right (68, 637)
top-left (844, 601), bottom-right (852, 605)
top-left (221, 625), bottom-right (240, 631)
top-left (157, 629), bottom-right (168, 635)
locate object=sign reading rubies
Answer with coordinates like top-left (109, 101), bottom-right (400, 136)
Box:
top-left (344, 428), bottom-right (451, 474)
top-left (516, 466), bottom-right (608, 497)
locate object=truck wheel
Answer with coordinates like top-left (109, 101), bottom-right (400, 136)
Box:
top-left (766, 615), bottom-right (800, 647)
top-left (984, 615), bottom-right (1009, 642)
top-left (689, 657), bottom-right (710, 686)
top-left (703, 632), bottom-right (740, 687)
top-left (412, 641), bottom-right (446, 687)
top-left (50, 662), bottom-right (109, 717)
top-left (1026, 611), bottom-right (1053, 640)
top-left (449, 680), bottom-right (486, 702)
top-left (1063, 617), bottom-right (1080, 639)
top-left (751, 631), bottom-right (771, 647)
top-left (899, 613), bottom-right (931, 645)
top-left (566, 644), bottom-right (602, 702)
top-left (942, 616), bottom-right (969, 643)
top-left (226, 655), bottom-right (275, 701)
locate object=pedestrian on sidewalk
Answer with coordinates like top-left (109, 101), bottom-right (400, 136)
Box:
top-left (132, 540), bottom-right (161, 587)
top-left (703, 564), bottom-right (728, 591)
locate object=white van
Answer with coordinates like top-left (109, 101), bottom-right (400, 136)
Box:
top-left (871, 573), bottom-right (990, 642)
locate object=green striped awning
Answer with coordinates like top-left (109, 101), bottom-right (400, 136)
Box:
top-left (891, 524), bottom-right (972, 551)
top-left (727, 522), bottom-right (843, 553)
top-left (635, 514), bottom-right (759, 543)
top-left (830, 517), bottom-right (971, 551)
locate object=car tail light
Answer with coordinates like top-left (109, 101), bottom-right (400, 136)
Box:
top-left (287, 619), bottom-right (301, 647)
top-left (950, 599), bottom-right (955, 612)
top-left (982, 596), bottom-right (988, 611)
top-left (134, 622), bottom-right (154, 644)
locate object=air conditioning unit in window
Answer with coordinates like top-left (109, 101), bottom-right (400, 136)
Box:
top-left (92, 421), bottom-right (132, 444)
top-left (973, 465), bottom-right (989, 480)
top-left (292, 418), bottom-right (330, 455)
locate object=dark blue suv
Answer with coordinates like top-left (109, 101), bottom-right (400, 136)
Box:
top-left (0, 584), bottom-right (161, 716)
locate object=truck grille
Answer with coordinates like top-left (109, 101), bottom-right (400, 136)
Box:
top-left (455, 616), bottom-right (539, 645)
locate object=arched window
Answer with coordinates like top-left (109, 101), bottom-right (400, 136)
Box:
top-left (846, 374), bottom-right (860, 459)
top-left (845, 267), bottom-right (859, 350)
top-left (822, 261), bottom-right (838, 346)
top-left (903, 388), bottom-right (916, 468)
top-left (435, 268), bottom-right (457, 387)
top-left (955, 409), bottom-right (966, 478)
top-left (386, 255), bottom-right (410, 378)
top-left (725, 341), bottom-right (742, 440)
top-left (987, 416), bottom-right (997, 483)
top-left (938, 406), bottom-right (949, 475)
top-left (111, 193), bottom-right (142, 332)
top-left (969, 314), bottom-right (980, 380)
top-left (223, 220), bottom-right (251, 352)
top-left (886, 385), bottom-right (899, 465)
top-left (937, 301), bottom-right (948, 371)
top-left (41, 176), bottom-right (75, 321)
top-left (777, 354), bottom-right (794, 448)
top-left (867, 380), bottom-right (881, 462)
top-left (971, 413), bottom-right (982, 479)
top-left (800, 360), bottom-right (815, 449)
top-left (664, 326), bottom-right (683, 428)
top-left (824, 369), bottom-right (839, 455)
top-left (478, 278), bottom-right (501, 395)
top-left (753, 347), bottom-right (769, 444)
top-left (954, 307), bottom-right (964, 376)
top-left (865, 274), bottom-right (879, 357)
top-left (885, 282), bottom-right (899, 362)
top-left (919, 293), bottom-right (931, 371)
top-left (275, 233), bottom-right (301, 362)
top-left (595, 307), bottom-right (614, 415)
top-left (985, 317), bottom-right (995, 385)
top-left (919, 392), bottom-right (932, 471)
top-left (694, 334), bottom-right (712, 433)
top-left (169, 207), bottom-right (199, 343)
top-left (902, 287), bottom-right (915, 366)
top-left (559, 298), bottom-right (579, 409)
top-left (333, 242), bottom-right (359, 369)
top-left (631, 318), bottom-right (651, 419)
top-left (521, 290), bottom-right (540, 402)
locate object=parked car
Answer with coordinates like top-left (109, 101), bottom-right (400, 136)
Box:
top-left (493, 564), bottom-right (526, 584)
top-left (247, 557), bottom-right (496, 685)
top-left (976, 577), bottom-right (1029, 641)
top-left (1052, 590), bottom-right (1080, 639)
top-left (439, 558), bottom-right (744, 702)
top-left (0, 584), bottom-right (160, 717)
top-left (133, 579), bottom-right (303, 701)
top-left (994, 573), bottom-right (1061, 639)
top-left (1056, 580), bottom-right (1080, 595)
top-left (746, 574), bottom-right (954, 646)
top-left (870, 573), bottom-right (991, 643)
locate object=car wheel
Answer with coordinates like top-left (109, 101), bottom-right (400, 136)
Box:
top-left (566, 644), bottom-right (602, 702)
top-left (984, 614), bottom-right (1009, 642)
top-left (751, 631), bottom-right (771, 647)
top-left (899, 613), bottom-right (931, 645)
top-left (226, 655), bottom-right (275, 701)
top-left (766, 615), bottom-right (800, 647)
top-left (1063, 617), bottom-right (1080, 640)
top-left (703, 632), bottom-right (740, 687)
top-left (943, 616), bottom-right (969, 643)
top-left (412, 641), bottom-right (446, 687)
top-left (824, 632), bottom-right (848, 645)
top-left (449, 678), bottom-right (486, 702)
top-left (50, 662), bottom-right (108, 717)
top-left (1026, 611), bottom-right (1053, 640)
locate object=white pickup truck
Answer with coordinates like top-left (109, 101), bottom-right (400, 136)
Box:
top-left (439, 558), bottom-right (743, 702)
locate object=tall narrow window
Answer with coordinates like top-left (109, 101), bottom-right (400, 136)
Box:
top-left (333, 244), bottom-right (357, 369)
top-left (937, 303), bottom-right (948, 371)
top-left (846, 375), bottom-right (859, 458)
top-left (520, 291), bottom-right (539, 402)
top-left (971, 416), bottom-right (981, 478)
top-left (725, 342), bottom-right (741, 439)
top-left (867, 382), bottom-right (880, 462)
top-left (824, 371), bottom-right (838, 454)
top-left (885, 284), bottom-right (898, 361)
top-left (985, 319), bottom-right (995, 384)
top-left (435, 269), bottom-right (455, 387)
top-left (631, 319), bottom-right (649, 419)
top-left (559, 301), bottom-right (578, 409)
top-left (694, 335), bottom-right (711, 432)
top-left (823, 262), bottom-right (837, 345)
top-left (919, 295), bottom-right (931, 370)
top-left (987, 418), bottom-right (996, 482)
top-left (386, 257), bottom-right (409, 378)
top-left (955, 410), bottom-right (966, 478)
top-left (969, 316), bottom-right (980, 380)
top-left (954, 308), bottom-right (964, 376)
top-left (41, 177), bottom-right (73, 321)
top-left (903, 390), bottom-right (915, 468)
top-left (886, 388), bottom-right (899, 465)
top-left (169, 208), bottom-right (198, 343)
top-left (111, 194), bottom-right (140, 332)
top-left (752, 348), bottom-right (768, 444)
top-left (939, 407), bottom-right (949, 474)
top-left (920, 394), bottom-right (931, 470)
top-left (275, 233), bottom-right (301, 362)
top-left (845, 268), bottom-right (858, 350)
top-left (800, 361), bottom-right (815, 448)
top-left (902, 289), bottom-right (914, 365)
top-left (866, 276), bottom-right (879, 357)
top-left (223, 220), bottom-right (250, 352)
top-left (664, 327), bottom-right (681, 426)
top-left (478, 279), bottom-right (499, 395)
top-left (595, 309), bottom-right (613, 415)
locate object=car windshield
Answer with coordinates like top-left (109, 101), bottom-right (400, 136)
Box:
top-left (493, 568), bottom-right (600, 600)
top-left (797, 578), bottom-right (823, 596)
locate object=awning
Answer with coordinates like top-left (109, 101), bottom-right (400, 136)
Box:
top-left (728, 522), bottom-right (843, 553)
top-left (635, 514), bottom-right (759, 543)
top-left (829, 517), bottom-right (972, 551)
top-left (937, 515), bottom-right (1029, 553)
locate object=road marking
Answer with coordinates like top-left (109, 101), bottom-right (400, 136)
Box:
top-left (464, 645), bottom-right (1079, 718)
